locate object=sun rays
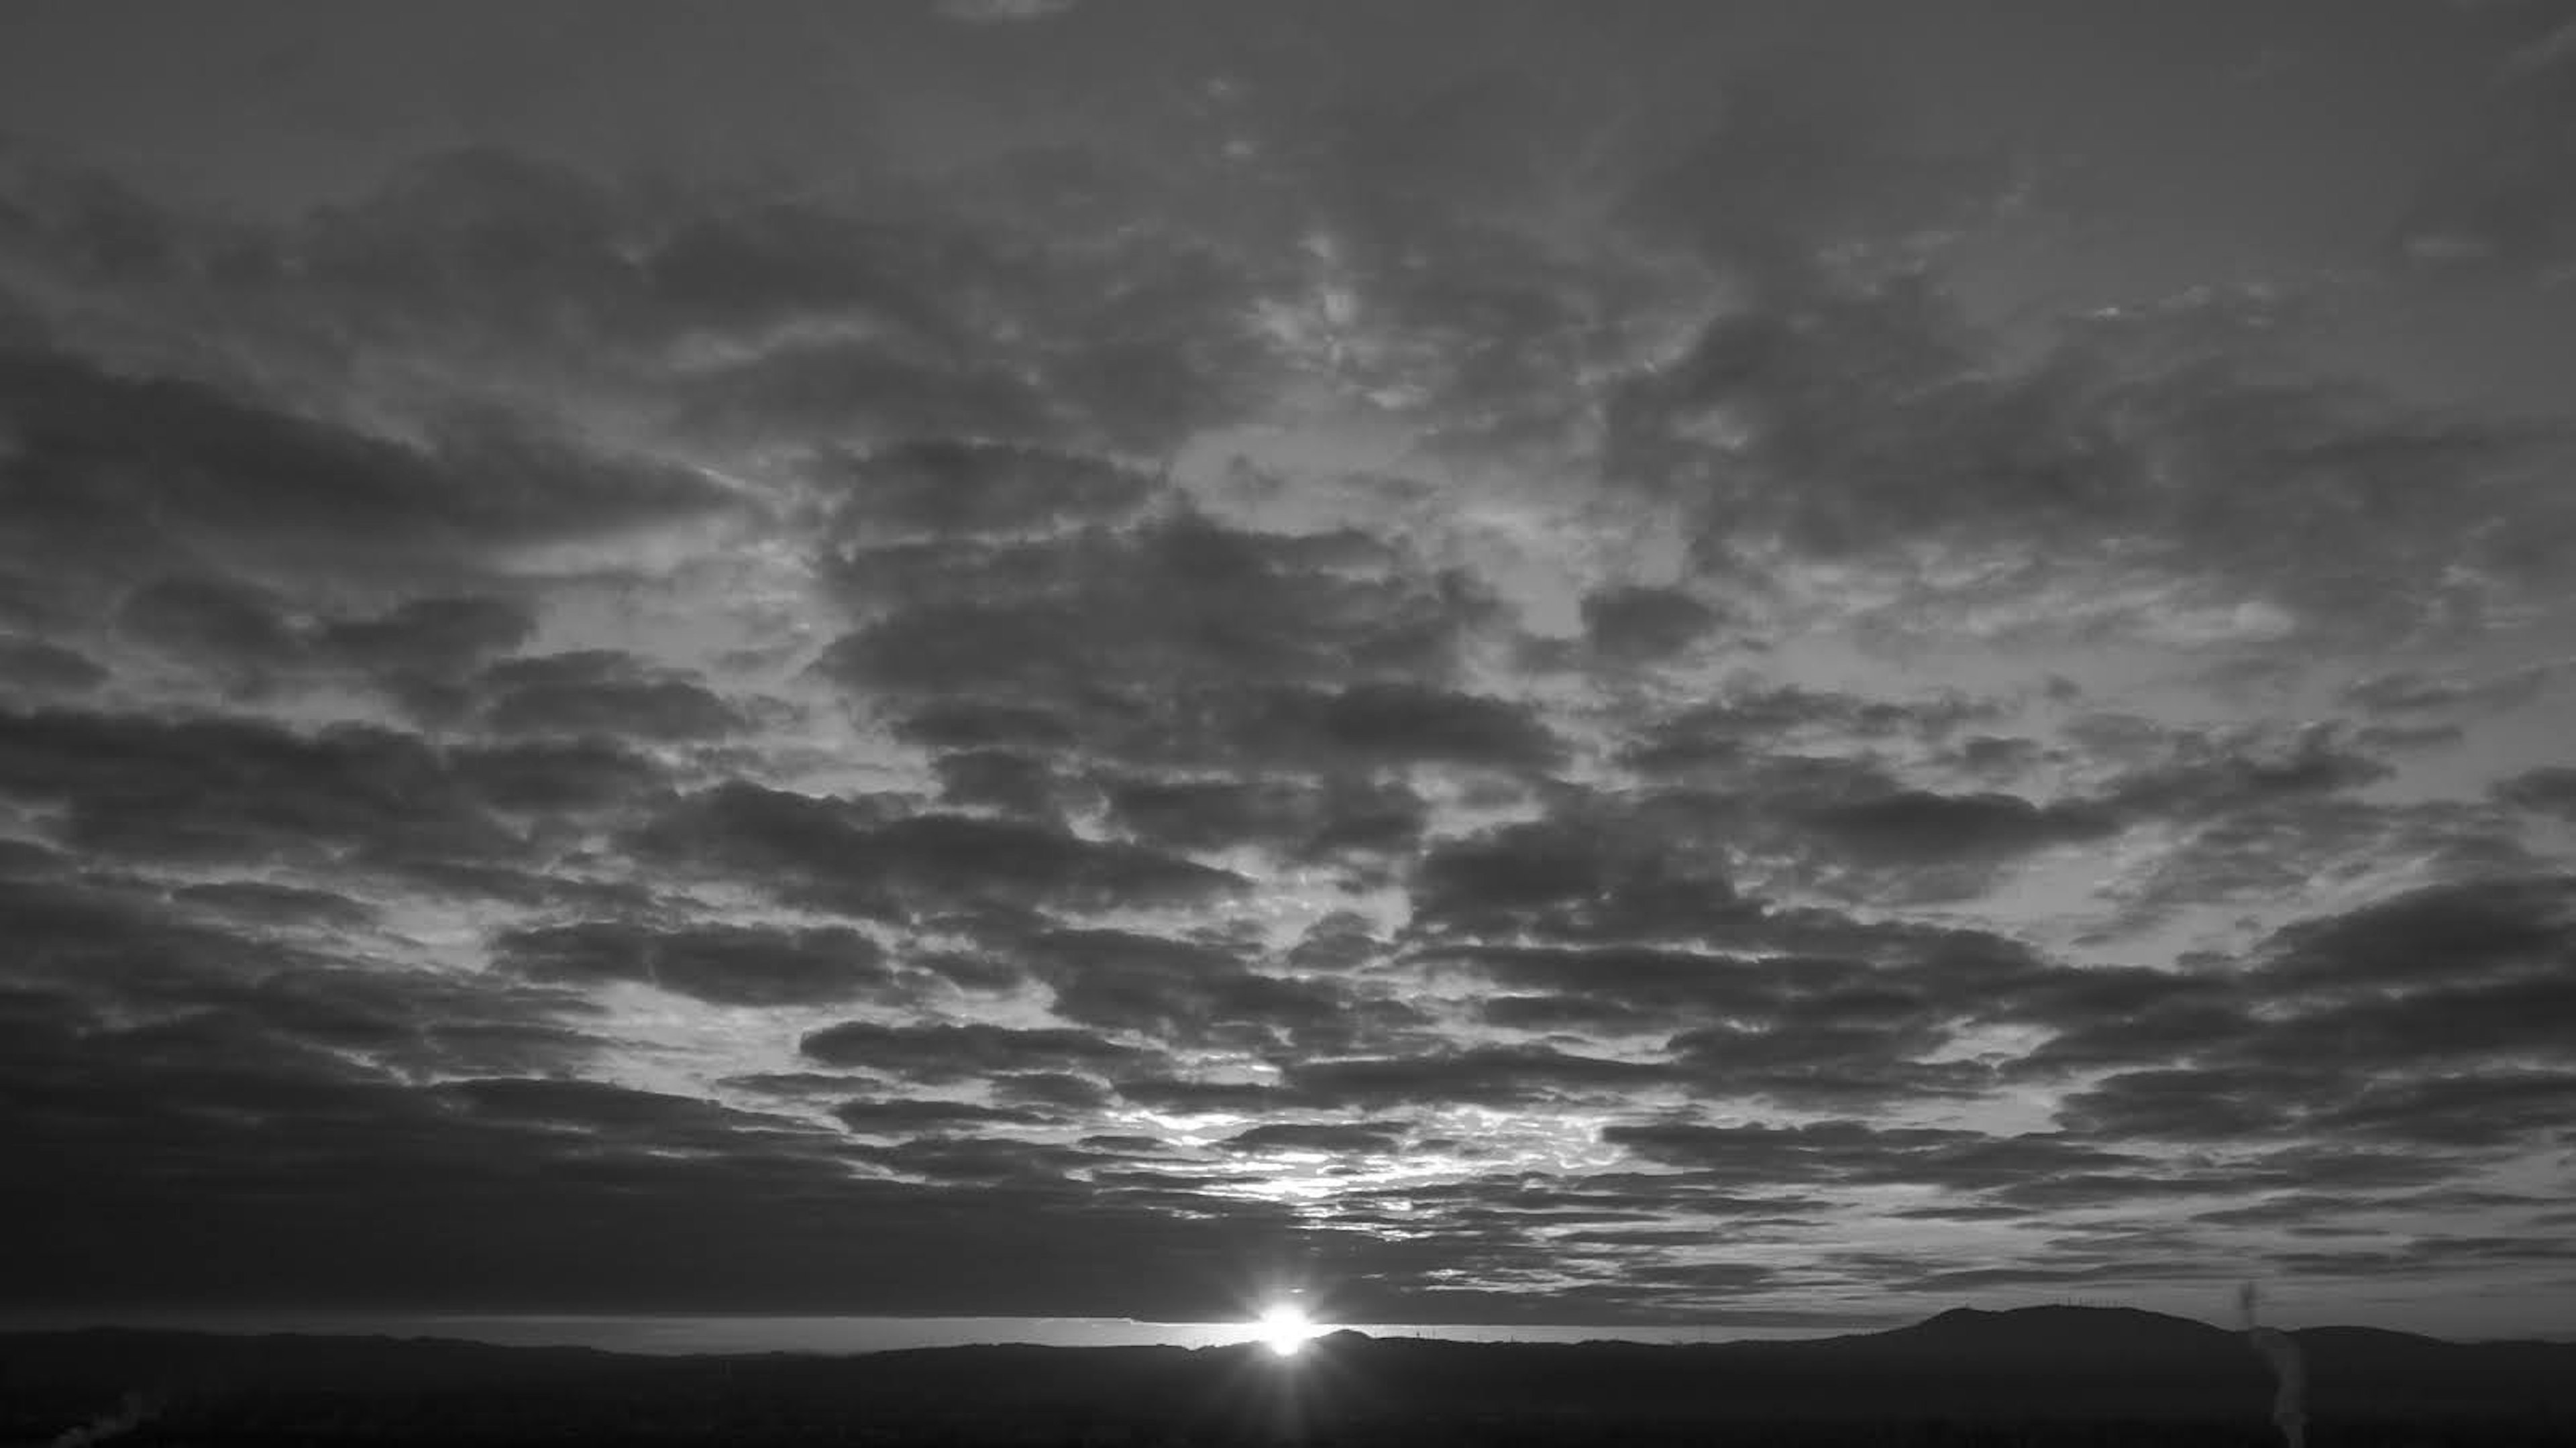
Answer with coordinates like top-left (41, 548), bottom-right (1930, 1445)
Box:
top-left (1254, 1302), bottom-right (1320, 1358)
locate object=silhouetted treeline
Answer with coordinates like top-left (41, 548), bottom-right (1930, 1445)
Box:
top-left (5, 1308), bottom-right (2571, 1448)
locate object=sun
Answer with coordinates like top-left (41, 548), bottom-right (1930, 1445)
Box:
top-left (1254, 1302), bottom-right (1318, 1357)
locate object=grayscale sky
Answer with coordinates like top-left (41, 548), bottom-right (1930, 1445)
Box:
top-left (2, 0), bottom-right (2573, 1340)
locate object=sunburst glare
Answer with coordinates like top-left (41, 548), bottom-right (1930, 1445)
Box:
top-left (1255, 1302), bottom-right (1319, 1358)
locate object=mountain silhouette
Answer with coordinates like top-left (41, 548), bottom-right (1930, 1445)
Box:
top-left (1912, 1303), bottom-right (2229, 1343)
top-left (1870, 1303), bottom-right (2247, 1361)
top-left (5, 1308), bottom-right (2569, 1447)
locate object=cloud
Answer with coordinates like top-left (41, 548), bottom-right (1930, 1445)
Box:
top-left (935, 0), bottom-right (1078, 24)
top-left (1026, 926), bottom-right (1373, 1050)
top-left (0, 347), bottom-right (735, 583)
top-left (800, 1020), bottom-right (1146, 1082)
top-left (1284, 1045), bottom-right (1673, 1109)
top-left (0, 707), bottom-right (506, 866)
top-left (814, 508), bottom-right (1511, 774)
top-left (3, 17), bottom-right (2573, 1330)
top-left (1621, 685), bottom-right (2003, 777)
top-left (2493, 765), bottom-right (2576, 819)
top-left (824, 440), bottom-right (1161, 537)
top-left (2343, 665), bottom-right (2552, 717)
top-left (1103, 773), bottom-right (1429, 858)
top-left (1220, 1121), bottom-right (1409, 1154)
top-left (173, 879), bottom-right (379, 929)
top-left (476, 651), bottom-right (747, 740)
top-left (1794, 788), bottom-right (2118, 865)
top-left (1601, 269), bottom-right (2569, 648)
top-left (1579, 584), bottom-right (1723, 662)
top-left (2022, 877), bottom-right (2576, 1166)
top-left (115, 574), bottom-right (301, 673)
top-left (832, 1099), bottom-right (1056, 1135)
top-left (632, 783), bottom-right (1249, 918)
top-left (2392, 17), bottom-right (2576, 276)
top-left (449, 736), bottom-right (669, 814)
top-left (0, 636), bottom-right (107, 694)
top-left (1406, 812), bottom-right (1750, 943)
top-left (2255, 873), bottom-right (2575, 990)
top-left (493, 921), bottom-right (898, 1009)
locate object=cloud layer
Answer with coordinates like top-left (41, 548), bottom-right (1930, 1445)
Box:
top-left (1, 1), bottom-right (2572, 1337)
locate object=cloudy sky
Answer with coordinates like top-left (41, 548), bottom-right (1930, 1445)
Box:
top-left (3, 0), bottom-right (2574, 1341)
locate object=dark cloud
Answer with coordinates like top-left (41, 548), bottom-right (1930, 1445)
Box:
top-left (0, 707), bottom-right (506, 867)
top-left (800, 1019), bottom-right (1146, 1082)
top-left (863, 813), bottom-right (1250, 913)
top-left (931, 748), bottom-right (1065, 818)
top-left (2053, 1066), bottom-right (2313, 1141)
top-left (493, 921), bottom-right (896, 1009)
top-left (0, 870), bottom-right (611, 1104)
top-left (115, 573), bottom-right (301, 672)
top-left (636, 198), bottom-right (977, 345)
top-left (679, 344), bottom-right (1057, 451)
top-left (2092, 795), bottom-right (2538, 939)
top-left (2092, 721), bottom-right (2396, 821)
top-left (1025, 926), bottom-right (1365, 1050)
top-left (318, 593), bottom-right (537, 705)
top-left (2343, 665), bottom-right (2550, 716)
top-left (1991, 968), bottom-right (2249, 1076)
top-left (441, 1076), bottom-right (759, 1134)
top-left (1479, 991), bottom-right (1668, 1035)
top-left (1669, 1017), bottom-right (1994, 1111)
top-left (1284, 681), bottom-right (1562, 772)
top-left (1601, 1120), bottom-right (1974, 1186)
top-left (0, 837), bottom-right (69, 877)
top-left (1104, 773), bottom-right (1429, 858)
top-left (2255, 873), bottom-right (2575, 991)
top-left (816, 509), bottom-right (1507, 772)
top-left (2310, 1070), bottom-right (2576, 1148)
top-left (476, 650), bottom-right (746, 741)
top-left (0, 347), bottom-right (735, 579)
top-left (1579, 584), bottom-right (1721, 662)
top-left (832, 1099), bottom-right (1057, 1135)
top-left (1622, 685), bottom-right (2002, 778)
top-left (991, 1070), bottom-right (1115, 1111)
top-left (1796, 788), bottom-right (2118, 865)
top-left (1406, 812), bottom-right (1748, 943)
top-left (449, 736), bottom-right (669, 814)
top-left (890, 699), bottom-right (1081, 753)
top-left (2493, 765), bottom-right (2576, 820)
top-left (1421, 942), bottom-right (1763, 1011)
top-left (633, 783), bottom-right (1247, 919)
top-left (2015, 879), bottom-right (2576, 1163)
top-left (1602, 264), bottom-right (2567, 641)
top-left (0, 634), bottom-right (107, 693)
top-left (2243, 968), bottom-right (2576, 1073)
top-left (822, 439), bottom-right (1159, 537)
top-left (172, 879), bottom-right (379, 929)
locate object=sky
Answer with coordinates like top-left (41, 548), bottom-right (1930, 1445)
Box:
top-left (1, 0), bottom-right (2573, 1344)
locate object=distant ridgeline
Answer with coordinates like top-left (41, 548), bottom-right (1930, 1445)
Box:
top-left (5, 1307), bottom-right (2573, 1448)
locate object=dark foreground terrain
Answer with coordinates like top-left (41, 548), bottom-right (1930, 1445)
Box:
top-left (5, 1306), bottom-right (2571, 1447)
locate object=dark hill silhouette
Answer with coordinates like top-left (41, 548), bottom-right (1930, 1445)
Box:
top-left (1906, 1303), bottom-right (2230, 1347)
top-left (5, 1308), bottom-right (2571, 1447)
